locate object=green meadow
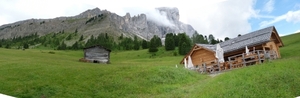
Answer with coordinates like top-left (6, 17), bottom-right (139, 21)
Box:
top-left (0, 33), bottom-right (300, 98)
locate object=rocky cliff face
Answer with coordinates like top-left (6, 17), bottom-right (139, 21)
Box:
top-left (0, 7), bottom-right (195, 40)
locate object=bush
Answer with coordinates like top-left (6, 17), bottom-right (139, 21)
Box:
top-left (173, 51), bottom-right (178, 56)
top-left (48, 51), bottom-right (55, 54)
top-left (148, 47), bottom-right (158, 52)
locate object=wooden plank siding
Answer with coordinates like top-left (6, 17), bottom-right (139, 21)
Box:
top-left (191, 49), bottom-right (216, 67)
top-left (83, 45), bottom-right (111, 64)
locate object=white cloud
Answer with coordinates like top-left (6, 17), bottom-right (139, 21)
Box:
top-left (260, 10), bottom-right (300, 27)
top-left (0, 0), bottom-right (260, 39)
top-left (286, 10), bottom-right (300, 23)
top-left (263, 0), bottom-right (274, 13)
top-left (121, 7), bottom-right (175, 27)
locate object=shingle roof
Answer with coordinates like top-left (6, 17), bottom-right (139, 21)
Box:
top-left (83, 45), bottom-right (112, 52)
top-left (196, 44), bottom-right (216, 51)
top-left (197, 26), bottom-right (275, 53)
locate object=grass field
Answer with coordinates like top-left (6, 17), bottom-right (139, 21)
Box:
top-left (0, 33), bottom-right (299, 98)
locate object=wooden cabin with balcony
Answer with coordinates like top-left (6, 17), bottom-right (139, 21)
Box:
top-left (180, 26), bottom-right (283, 73)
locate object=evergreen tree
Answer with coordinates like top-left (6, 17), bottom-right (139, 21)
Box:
top-left (75, 29), bottom-right (78, 33)
top-left (23, 43), bottom-right (29, 49)
top-left (152, 35), bottom-right (162, 47)
top-left (148, 36), bottom-right (159, 52)
top-left (191, 31), bottom-right (200, 44)
top-left (119, 33), bottom-right (124, 40)
top-left (149, 42), bottom-right (158, 52)
top-left (203, 35), bottom-right (209, 44)
top-left (178, 33), bottom-right (192, 55)
top-left (66, 34), bottom-right (72, 40)
top-left (119, 37), bottom-right (134, 50)
top-left (141, 39), bottom-right (149, 49)
top-left (0, 42), bottom-right (2, 48)
top-left (133, 36), bottom-right (140, 50)
top-left (5, 44), bottom-right (10, 49)
top-left (57, 41), bottom-right (67, 50)
top-left (224, 37), bottom-right (230, 41)
top-left (238, 34), bottom-right (241, 37)
top-left (71, 41), bottom-right (79, 50)
top-left (208, 34), bottom-right (217, 44)
top-left (79, 35), bottom-right (84, 41)
top-left (174, 34), bottom-right (179, 47)
top-left (165, 33), bottom-right (175, 51)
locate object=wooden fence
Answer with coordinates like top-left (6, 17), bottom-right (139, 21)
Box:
top-left (192, 50), bottom-right (278, 74)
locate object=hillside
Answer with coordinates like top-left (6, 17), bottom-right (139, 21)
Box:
top-left (0, 33), bottom-right (299, 97)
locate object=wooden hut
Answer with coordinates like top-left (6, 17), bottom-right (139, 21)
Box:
top-left (180, 26), bottom-right (283, 72)
top-left (82, 45), bottom-right (111, 64)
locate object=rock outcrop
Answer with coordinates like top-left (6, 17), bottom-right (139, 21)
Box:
top-left (0, 7), bottom-right (195, 40)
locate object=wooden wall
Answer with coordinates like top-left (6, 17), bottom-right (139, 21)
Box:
top-left (263, 41), bottom-right (281, 58)
top-left (84, 47), bottom-right (110, 63)
top-left (190, 49), bottom-right (215, 66)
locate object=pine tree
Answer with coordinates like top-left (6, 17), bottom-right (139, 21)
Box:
top-left (5, 44), bottom-right (10, 49)
top-left (119, 34), bottom-right (124, 40)
top-left (178, 33), bottom-right (192, 55)
top-left (165, 33), bottom-right (175, 51)
top-left (72, 41), bottom-right (79, 50)
top-left (148, 36), bottom-right (158, 52)
top-left (133, 36), bottom-right (140, 50)
top-left (224, 37), bottom-right (230, 41)
top-left (174, 34), bottom-right (179, 47)
top-left (23, 43), bottom-right (29, 49)
top-left (75, 29), bottom-right (78, 33)
top-left (57, 41), bottom-right (67, 50)
top-left (152, 35), bottom-right (162, 47)
top-left (79, 35), bottom-right (84, 41)
top-left (66, 34), bottom-right (72, 40)
top-left (141, 39), bottom-right (148, 49)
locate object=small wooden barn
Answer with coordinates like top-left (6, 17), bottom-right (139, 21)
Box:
top-left (81, 45), bottom-right (111, 64)
top-left (180, 26), bottom-right (283, 72)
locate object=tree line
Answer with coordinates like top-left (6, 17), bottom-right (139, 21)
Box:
top-left (0, 30), bottom-right (233, 55)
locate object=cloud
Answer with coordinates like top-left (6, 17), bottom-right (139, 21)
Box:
top-left (146, 9), bottom-right (175, 27)
top-left (122, 7), bottom-right (175, 27)
top-left (181, 0), bottom-right (257, 39)
top-left (263, 0), bottom-right (275, 13)
top-left (260, 10), bottom-right (300, 27)
top-left (286, 10), bottom-right (300, 23)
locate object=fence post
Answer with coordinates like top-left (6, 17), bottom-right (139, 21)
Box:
top-left (257, 50), bottom-right (261, 64)
top-left (228, 57), bottom-right (232, 69)
top-left (242, 53), bottom-right (246, 67)
top-left (218, 60), bottom-right (220, 73)
top-left (203, 63), bottom-right (206, 74)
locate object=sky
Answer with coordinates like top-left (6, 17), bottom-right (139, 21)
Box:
top-left (0, 0), bottom-right (300, 39)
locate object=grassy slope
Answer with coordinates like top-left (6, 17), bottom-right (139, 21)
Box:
top-left (0, 48), bottom-right (207, 98)
top-left (0, 33), bottom-right (299, 98)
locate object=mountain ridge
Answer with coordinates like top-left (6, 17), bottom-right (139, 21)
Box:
top-left (0, 7), bottom-right (195, 40)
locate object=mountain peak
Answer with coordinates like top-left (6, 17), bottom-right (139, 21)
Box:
top-left (75, 7), bottom-right (102, 19)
